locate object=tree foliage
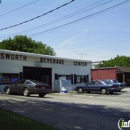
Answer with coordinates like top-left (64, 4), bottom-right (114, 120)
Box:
top-left (97, 55), bottom-right (130, 68)
top-left (0, 35), bottom-right (56, 56)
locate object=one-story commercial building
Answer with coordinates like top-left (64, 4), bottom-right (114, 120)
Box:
top-left (0, 49), bottom-right (92, 92)
top-left (91, 66), bottom-right (130, 86)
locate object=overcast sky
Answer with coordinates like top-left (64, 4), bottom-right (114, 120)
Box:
top-left (0, 0), bottom-right (130, 61)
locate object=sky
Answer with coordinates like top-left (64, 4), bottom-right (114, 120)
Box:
top-left (0, 0), bottom-right (130, 62)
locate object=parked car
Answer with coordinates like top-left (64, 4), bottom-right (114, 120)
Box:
top-left (74, 80), bottom-right (121, 94)
top-left (102, 79), bottom-right (126, 91)
top-left (4, 79), bottom-right (52, 97)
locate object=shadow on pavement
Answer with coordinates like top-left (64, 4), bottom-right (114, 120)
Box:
top-left (0, 94), bottom-right (130, 130)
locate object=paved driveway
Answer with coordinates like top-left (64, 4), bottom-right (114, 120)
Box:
top-left (0, 88), bottom-right (130, 130)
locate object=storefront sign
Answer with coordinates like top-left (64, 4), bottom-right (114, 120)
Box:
top-left (0, 53), bottom-right (27, 61)
top-left (74, 61), bottom-right (87, 66)
top-left (0, 52), bottom-right (88, 66)
top-left (40, 57), bottom-right (64, 65)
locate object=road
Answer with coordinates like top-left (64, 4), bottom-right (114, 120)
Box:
top-left (0, 88), bottom-right (130, 130)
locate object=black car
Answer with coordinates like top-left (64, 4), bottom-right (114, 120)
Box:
top-left (74, 80), bottom-right (121, 94)
top-left (4, 79), bottom-right (52, 97)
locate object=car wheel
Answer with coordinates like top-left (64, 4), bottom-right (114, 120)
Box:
top-left (6, 87), bottom-right (10, 95)
top-left (23, 88), bottom-right (30, 96)
top-left (39, 93), bottom-right (46, 97)
top-left (101, 88), bottom-right (107, 94)
top-left (78, 88), bottom-right (83, 93)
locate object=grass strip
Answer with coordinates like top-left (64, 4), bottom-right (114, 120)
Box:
top-left (0, 107), bottom-right (59, 130)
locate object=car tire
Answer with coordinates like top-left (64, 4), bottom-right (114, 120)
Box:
top-left (101, 88), bottom-right (107, 94)
top-left (87, 91), bottom-right (91, 93)
top-left (39, 93), bottom-right (46, 97)
top-left (23, 88), bottom-right (30, 96)
top-left (78, 88), bottom-right (84, 93)
top-left (6, 87), bottom-right (10, 95)
top-left (109, 92), bottom-right (113, 94)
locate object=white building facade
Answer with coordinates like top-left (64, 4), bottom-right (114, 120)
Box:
top-left (0, 49), bottom-right (92, 92)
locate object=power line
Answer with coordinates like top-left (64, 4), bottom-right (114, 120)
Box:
top-left (22, 0), bottom-right (112, 32)
top-left (0, 0), bottom-right (112, 39)
top-left (0, 0), bottom-right (74, 31)
top-left (0, 0), bottom-right (39, 17)
top-left (30, 0), bottom-right (130, 37)
top-left (0, 0), bottom-right (129, 39)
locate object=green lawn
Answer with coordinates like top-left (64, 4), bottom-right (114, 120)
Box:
top-left (0, 107), bottom-right (59, 130)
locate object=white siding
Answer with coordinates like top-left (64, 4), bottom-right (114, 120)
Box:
top-left (0, 49), bottom-right (92, 92)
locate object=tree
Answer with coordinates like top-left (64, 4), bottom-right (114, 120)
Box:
top-left (97, 55), bottom-right (130, 68)
top-left (0, 35), bottom-right (56, 56)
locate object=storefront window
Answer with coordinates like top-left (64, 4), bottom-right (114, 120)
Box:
top-left (76, 75), bottom-right (85, 83)
top-left (0, 76), bottom-right (11, 84)
top-left (0, 73), bottom-right (18, 84)
top-left (57, 75), bottom-right (71, 80)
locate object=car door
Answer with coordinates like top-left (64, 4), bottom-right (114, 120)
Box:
top-left (14, 79), bottom-right (26, 93)
top-left (85, 81), bottom-right (95, 91)
top-left (92, 81), bottom-right (103, 91)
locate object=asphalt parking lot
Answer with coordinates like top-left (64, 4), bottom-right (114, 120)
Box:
top-left (0, 87), bottom-right (130, 130)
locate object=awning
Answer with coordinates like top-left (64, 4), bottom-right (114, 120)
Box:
top-left (116, 66), bottom-right (130, 73)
